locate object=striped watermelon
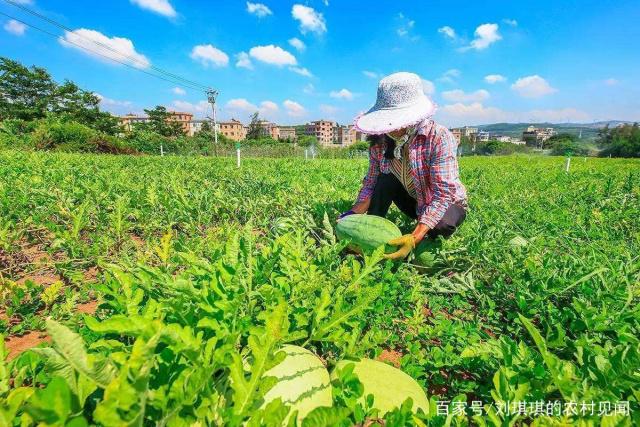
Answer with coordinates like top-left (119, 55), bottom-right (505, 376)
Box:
top-left (331, 358), bottom-right (430, 416)
top-left (262, 345), bottom-right (332, 423)
top-left (336, 214), bottom-right (402, 254)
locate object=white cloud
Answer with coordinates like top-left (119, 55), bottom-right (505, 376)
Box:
top-left (438, 68), bottom-right (460, 84)
top-left (330, 88), bottom-right (354, 100)
top-left (292, 4), bottom-right (327, 35)
top-left (259, 100), bottom-right (279, 118)
top-left (461, 23), bottom-right (501, 51)
top-left (246, 2), bottom-right (272, 17)
top-left (172, 100), bottom-right (209, 115)
top-left (421, 79), bottom-right (435, 96)
top-left (235, 51), bottom-right (253, 69)
top-left (438, 26), bottom-right (456, 39)
top-left (604, 78), bottom-right (619, 86)
top-left (442, 89), bottom-right (490, 103)
top-left (249, 45), bottom-right (297, 66)
top-left (484, 74), bottom-right (506, 84)
top-left (397, 13), bottom-right (418, 40)
top-left (4, 20), bottom-right (26, 36)
top-left (511, 75), bottom-right (557, 98)
top-left (130, 0), bottom-right (176, 18)
top-left (502, 18), bottom-right (518, 27)
top-left (289, 66), bottom-right (312, 77)
top-left (283, 99), bottom-right (307, 117)
top-left (95, 93), bottom-right (133, 115)
top-left (190, 44), bottom-right (229, 68)
top-left (225, 99), bottom-right (258, 118)
top-left (319, 104), bottom-right (340, 119)
top-left (437, 102), bottom-right (591, 127)
top-left (288, 37), bottom-right (306, 52)
top-left (59, 29), bottom-right (151, 69)
top-left (363, 70), bottom-right (380, 79)
top-left (172, 87), bottom-right (186, 95)
top-left (303, 83), bottom-right (315, 94)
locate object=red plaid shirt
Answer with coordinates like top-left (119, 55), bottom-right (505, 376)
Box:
top-left (357, 119), bottom-right (467, 228)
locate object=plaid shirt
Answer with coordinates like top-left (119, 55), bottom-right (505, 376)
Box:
top-left (357, 119), bottom-right (467, 229)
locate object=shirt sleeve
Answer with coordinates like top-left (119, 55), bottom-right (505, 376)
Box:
top-left (417, 131), bottom-right (459, 228)
top-left (356, 145), bottom-right (381, 202)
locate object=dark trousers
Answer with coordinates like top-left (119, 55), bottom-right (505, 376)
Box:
top-left (367, 173), bottom-right (466, 239)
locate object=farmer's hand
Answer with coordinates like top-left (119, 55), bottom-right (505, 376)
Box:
top-left (384, 234), bottom-right (415, 260)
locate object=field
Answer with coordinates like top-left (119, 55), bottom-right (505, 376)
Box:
top-left (1, 150), bottom-right (639, 425)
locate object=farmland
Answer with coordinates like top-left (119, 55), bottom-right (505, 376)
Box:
top-left (1, 150), bottom-right (639, 425)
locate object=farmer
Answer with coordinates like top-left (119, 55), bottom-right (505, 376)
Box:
top-left (339, 72), bottom-right (467, 260)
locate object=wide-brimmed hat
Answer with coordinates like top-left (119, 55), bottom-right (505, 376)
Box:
top-left (354, 72), bottom-right (436, 134)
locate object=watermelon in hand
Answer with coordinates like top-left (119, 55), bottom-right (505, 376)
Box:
top-left (336, 214), bottom-right (402, 254)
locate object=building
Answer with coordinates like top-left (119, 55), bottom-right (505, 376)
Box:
top-left (118, 114), bottom-right (149, 132)
top-left (522, 126), bottom-right (556, 147)
top-left (219, 119), bottom-right (246, 141)
top-left (257, 120), bottom-right (280, 140)
top-left (450, 128), bottom-right (462, 143)
top-left (476, 131), bottom-right (491, 142)
top-left (495, 135), bottom-right (512, 143)
top-left (188, 120), bottom-right (219, 137)
top-left (279, 126), bottom-right (297, 142)
top-left (355, 131), bottom-right (368, 142)
top-left (306, 120), bottom-right (336, 146)
top-left (167, 111), bottom-right (193, 134)
top-left (334, 125), bottom-right (357, 147)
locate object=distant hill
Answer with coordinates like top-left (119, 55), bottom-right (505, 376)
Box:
top-left (474, 121), bottom-right (635, 142)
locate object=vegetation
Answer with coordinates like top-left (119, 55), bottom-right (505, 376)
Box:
top-left (0, 151), bottom-right (638, 425)
top-left (598, 123), bottom-right (640, 158)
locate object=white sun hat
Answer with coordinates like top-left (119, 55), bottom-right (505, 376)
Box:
top-left (354, 72), bottom-right (436, 135)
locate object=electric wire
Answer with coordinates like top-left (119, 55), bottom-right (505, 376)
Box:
top-left (0, 11), bottom-right (207, 92)
top-left (2, 0), bottom-right (211, 92)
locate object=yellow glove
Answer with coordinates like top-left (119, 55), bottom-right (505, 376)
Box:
top-left (384, 234), bottom-right (416, 260)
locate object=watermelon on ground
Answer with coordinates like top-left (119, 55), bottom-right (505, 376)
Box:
top-left (261, 345), bottom-right (332, 424)
top-left (336, 214), bottom-right (402, 254)
top-left (331, 358), bottom-right (429, 416)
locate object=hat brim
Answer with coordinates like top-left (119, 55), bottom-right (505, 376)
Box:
top-left (354, 95), bottom-right (436, 135)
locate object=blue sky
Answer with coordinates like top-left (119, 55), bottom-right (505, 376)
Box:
top-left (2, 0), bottom-right (639, 126)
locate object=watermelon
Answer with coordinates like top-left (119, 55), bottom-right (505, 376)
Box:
top-left (262, 345), bottom-right (332, 424)
top-left (336, 214), bottom-right (402, 254)
top-left (331, 358), bottom-right (429, 416)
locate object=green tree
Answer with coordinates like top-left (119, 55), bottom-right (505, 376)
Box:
top-left (139, 106), bottom-right (184, 137)
top-left (296, 135), bottom-right (317, 148)
top-left (0, 57), bottom-right (56, 121)
top-left (246, 112), bottom-right (261, 140)
top-left (598, 123), bottom-right (640, 158)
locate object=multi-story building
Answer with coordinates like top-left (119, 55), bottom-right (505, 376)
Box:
top-left (476, 131), bottom-right (491, 142)
top-left (334, 125), bottom-right (357, 147)
top-left (219, 119), bottom-right (246, 141)
top-left (279, 126), bottom-right (297, 142)
top-left (188, 120), bottom-right (219, 137)
top-left (167, 111), bottom-right (193, 134)
top-left (495, 135), bottom-right (512, 143)
top-left (450, 128), bottom-right (462, 143)
top-left (118, 114), bottom-right (149, 132)
top-left (355, 131), bottom-right (369, 143)
top-left (306, 120), bottom-right (336, 146)
top-left (522, 126), bottom-right (556, 147)
top-left (257, 120), bottom-right (280, 140)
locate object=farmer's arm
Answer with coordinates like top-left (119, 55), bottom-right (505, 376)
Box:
top-left (351, 145), bottom-right (382, 213)
top-left (413, 131), bottom-right (458, 242)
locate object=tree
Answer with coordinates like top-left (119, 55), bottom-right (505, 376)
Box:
top-left (139, 106), bottom-right (184, 137)
top-left (544, 132), bottom-right (577, 149)
top-left (0, 57), bottom-right (119, 134)
top-left (296, 135), bottom-right (317, 148)
top-left (246, 112), bottom-right (261, 140)
top-left (598, 123), bottom-right (640, 158)
top-left (0, 57), bottom-right (56, 121)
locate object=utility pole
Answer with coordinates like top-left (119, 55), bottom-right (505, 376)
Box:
top-left (206, 88), bottom-right (219, 156)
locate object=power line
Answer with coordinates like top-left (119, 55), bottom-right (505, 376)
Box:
top-left (2, 0), bottom-right (210, 91)
top-left (0, 11), bottom-right (206, 92)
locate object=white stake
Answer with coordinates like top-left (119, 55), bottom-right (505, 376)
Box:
top-left (305, 148), bottom-right (308, 160)
top-left (236, 148), bottom-right (241, 168)
top-left (565, 157), bottom-right (571, 172)
top-left (160, 143), bottom-right (164, 156)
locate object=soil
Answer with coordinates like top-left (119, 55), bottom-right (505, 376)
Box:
top-left (4, 330), bottom-right (50, 360)
top-left (76, 300), bottom-right (98, 315)
top-left (377, 348), bottom-right (402, 368)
